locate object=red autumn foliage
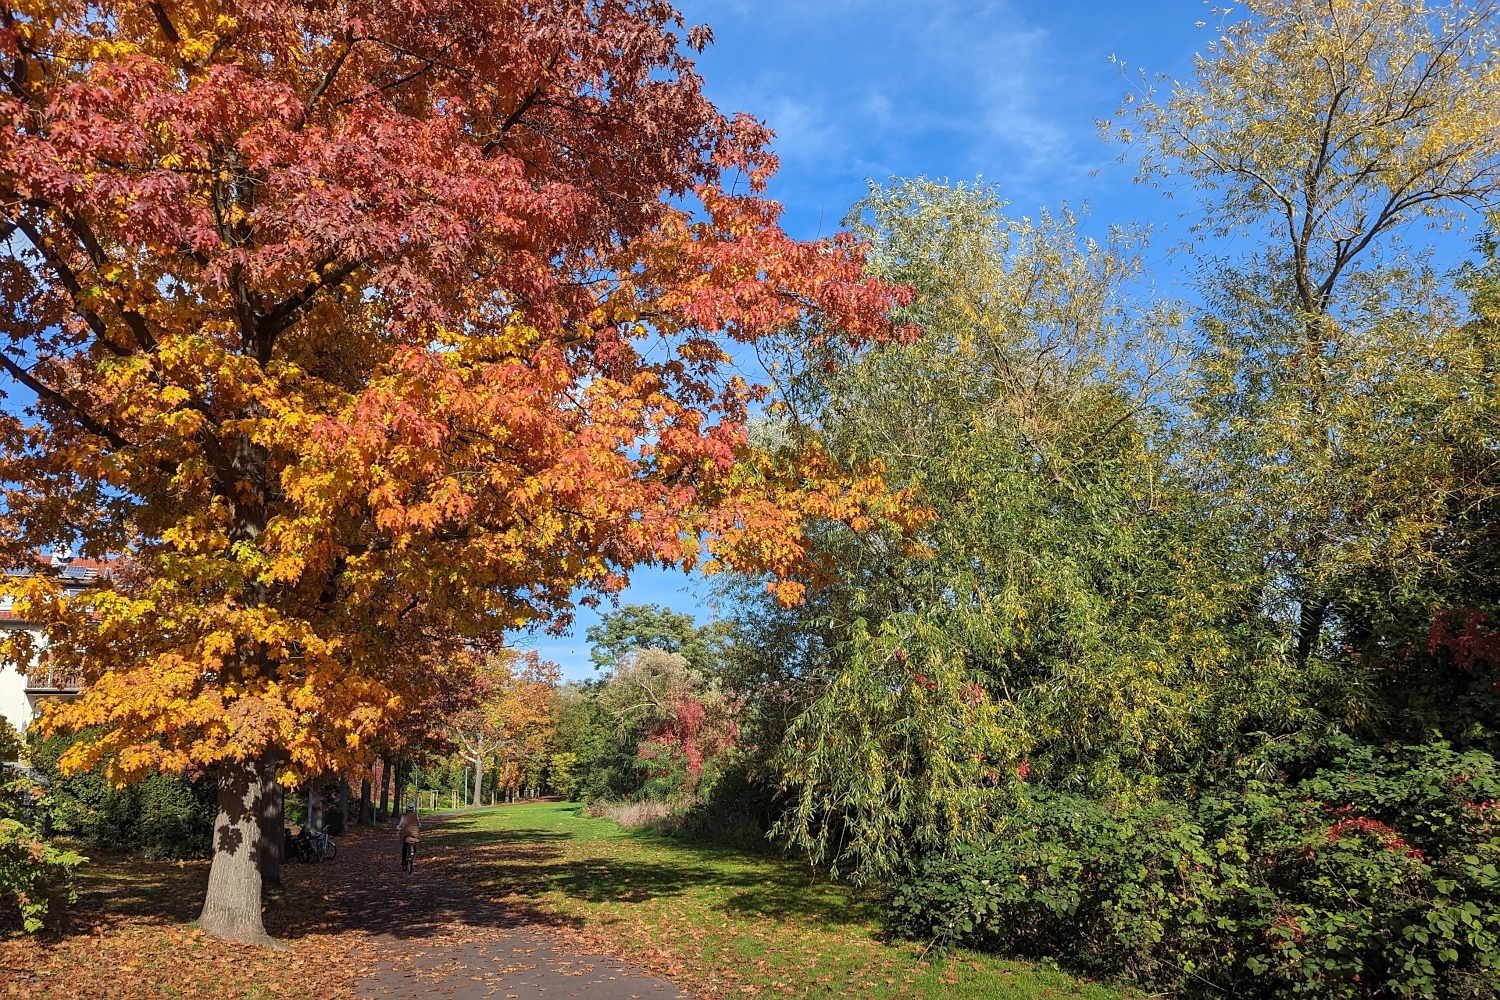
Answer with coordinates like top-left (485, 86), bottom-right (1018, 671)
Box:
top-left (637, 692), bottom-right (740, 785)
top-left (1323, 805), bottom-right (1424, 859)
top-left (1428, 608), bottom-right (1500, 672)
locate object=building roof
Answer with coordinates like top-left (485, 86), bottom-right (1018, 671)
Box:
top-left (0, 553), bottom-right (119, 623)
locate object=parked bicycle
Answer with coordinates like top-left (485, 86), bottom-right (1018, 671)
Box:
top-left (310, 827), bottom-right (337, 863)
top-left (282, 824), bottom-right (337, 863)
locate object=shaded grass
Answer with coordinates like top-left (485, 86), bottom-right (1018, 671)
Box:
top-left (423, 801), bottom-right (1124, 1000)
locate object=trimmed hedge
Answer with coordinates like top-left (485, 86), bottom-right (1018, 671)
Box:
top-left (889, 738), bottom-right (1500, 999)
top-left (27, 731), bottom-right (215, 860)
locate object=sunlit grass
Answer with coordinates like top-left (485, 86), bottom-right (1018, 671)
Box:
top-left (423, 801), bottom-right (1123, 1000)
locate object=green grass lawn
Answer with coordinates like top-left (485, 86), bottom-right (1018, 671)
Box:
top-left (423, 801), bottom-right (1121, 1000)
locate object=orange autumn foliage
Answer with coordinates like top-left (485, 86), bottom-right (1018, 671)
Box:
top-left (0, 0), bottom-right (915, 792)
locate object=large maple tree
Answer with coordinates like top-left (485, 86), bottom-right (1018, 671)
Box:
top-left (0, 0), bottom-right (910, 945)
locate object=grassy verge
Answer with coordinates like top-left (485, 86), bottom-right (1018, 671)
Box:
top-left (1, 850), bottom-right (354, 999)
top-left (423, 800), bottom-right (1122, 1000)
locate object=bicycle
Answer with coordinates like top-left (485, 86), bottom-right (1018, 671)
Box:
top-left (309, 828), bottom-right (337, 863)
top-left (401, 838), bottom-right (417, 874)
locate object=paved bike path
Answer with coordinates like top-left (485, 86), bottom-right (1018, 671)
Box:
top-left (320, 819), bottom-right (694, 1000)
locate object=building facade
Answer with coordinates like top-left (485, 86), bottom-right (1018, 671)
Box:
top-left (0, 552), bottom-right (105, 735)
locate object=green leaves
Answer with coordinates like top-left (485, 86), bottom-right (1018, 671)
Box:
top-left (889, 737), bottom-right (1500, 999)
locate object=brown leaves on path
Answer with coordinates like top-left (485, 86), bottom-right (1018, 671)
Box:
top-left (2, 822), bottom-right (695, 1000)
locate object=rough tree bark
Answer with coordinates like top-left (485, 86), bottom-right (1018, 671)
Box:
top-left (339, 778), bottom-right (349, 831)
top-left (393, 759), bottom-right (405, 815)
top-left (307, 776), bottom-right (324, 833)
top-left (360, 778), bottom-right (372, 825)
top-left (257, 749), bottom-right (283, 888)
top-left (199, 757), bottom-right (282, 948)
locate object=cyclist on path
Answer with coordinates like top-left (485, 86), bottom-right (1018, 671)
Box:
top-left (397, 804), bottom-right (420, 870)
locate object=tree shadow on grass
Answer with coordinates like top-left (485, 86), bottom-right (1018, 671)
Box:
top-left (70, 856), bottom-right (210, 925)
top-left (425, 815), bottom-right (879, 932)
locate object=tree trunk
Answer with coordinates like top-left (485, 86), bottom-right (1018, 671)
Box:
top-left (1295, 594), bottom-right (1327, 669)
top-left (199, 757), bottom-right (283, 948)
top-left (393, 759), bottom-right (405, 815)
top-left (360, 778), bottom-right (372, 825)
top-left (257, 750), bottom-right (283, 888)
top-left (339, 778), bottom-right (349, 832)
top-left (377, 758), bottom-right (391, 821)
top-left (307, 777), bottom-right (324, 834)
top-left (471, 759), bottom-right (483, 808)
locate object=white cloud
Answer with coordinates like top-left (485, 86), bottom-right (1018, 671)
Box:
top-left (694, 0), bottom-right (1086, 198)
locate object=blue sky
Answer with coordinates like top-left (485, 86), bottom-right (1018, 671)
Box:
top-left (521, 1), bottom-right (1218, 680)
top-left (690, 0), bottom-right (1209, 243)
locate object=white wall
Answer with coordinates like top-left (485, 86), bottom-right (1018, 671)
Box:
top-left (0, 623), bottom-right (41, 739)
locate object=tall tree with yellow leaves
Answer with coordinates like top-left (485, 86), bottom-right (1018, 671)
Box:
top-left (0, 0), bottom-right (911, 945)
top-left (1111, 0), bottom-right (1500, 667)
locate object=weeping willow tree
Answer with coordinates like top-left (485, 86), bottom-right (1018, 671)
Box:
top-left (751, 179), bottom-right (1300, 882)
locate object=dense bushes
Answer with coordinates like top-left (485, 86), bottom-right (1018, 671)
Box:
top-left (0, 817), bottom-right (86, 932)
top-left (889, 737), bottom-right (1500, 998)
top-left (0, 718), bottom-right (84, 932)
top-left (26, 730), bottom-right (215, 860)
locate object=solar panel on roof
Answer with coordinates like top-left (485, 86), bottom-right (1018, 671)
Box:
top-left (62, 565), bottom-right (92, 578)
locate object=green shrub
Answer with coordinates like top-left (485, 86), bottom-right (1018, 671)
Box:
top-left (0, 716), bottom-right (86, 932)
top-left (0, 817), bottom-right (86, 932)
top-left (889, 736), bottom-right (1500, 999)
top-left (26, 730), bottom-right (215, 860)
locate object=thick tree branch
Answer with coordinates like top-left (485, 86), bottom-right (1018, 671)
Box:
top-left (261, 257), bottom-right (366, 339)
top-left (305, 37), bottom-right (355, 117)
top-left (0, 351), bottom-right (133, 450)
top-left (8, 213), bottom-right (131, 357)
top-left (481, 86), bottom-right (546, 158)
top-left (149, 3), bottom-right (182, 44)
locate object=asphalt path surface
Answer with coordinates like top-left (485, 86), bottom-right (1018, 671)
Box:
top-left (319, 816), bottom-right (694, 1000)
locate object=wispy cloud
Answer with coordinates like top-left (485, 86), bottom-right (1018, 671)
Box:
top-left (693, 0), bottom-right (1095, 220)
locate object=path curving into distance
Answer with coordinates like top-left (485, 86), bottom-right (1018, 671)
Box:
top-left (315, 816), bottom-right (694, 1000)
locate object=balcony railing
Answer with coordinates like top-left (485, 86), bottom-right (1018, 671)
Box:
top-left (24, 663), bottom-right (84, 694)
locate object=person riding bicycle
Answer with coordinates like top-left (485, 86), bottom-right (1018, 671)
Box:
top-left (397, 804), bottom-right (420, 870)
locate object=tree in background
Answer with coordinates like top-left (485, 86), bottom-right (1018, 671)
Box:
top-left (1112, 0), bottom-right (1500, 670)
top-left (0, 0), bottom-right (910, 946)
top-left (604, 649), bottom-right (739, 802)
top-left (756, 178), bottom-right (1288, 878)
top-left (586, 604), bottom-right (729, 674)
top-left (452, 651), bottom-right (557, 807)
top-left (552, 607), bottom-right (741, 804)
